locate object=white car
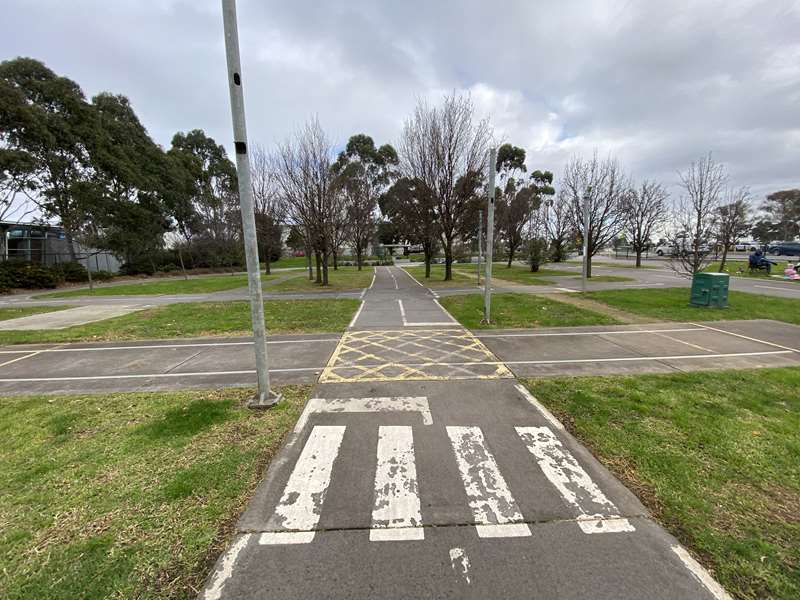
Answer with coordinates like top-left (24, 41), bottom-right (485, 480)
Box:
top-left (655, 243), bottom-right (711, 256)
top-left (734, 241), bottom-right (758, 252)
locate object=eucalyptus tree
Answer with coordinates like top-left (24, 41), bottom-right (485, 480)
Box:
top-left (381, 177), bottom-right (439, 277)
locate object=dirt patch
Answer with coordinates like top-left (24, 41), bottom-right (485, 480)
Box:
top-left (549, 293), bottom-right (656, 324)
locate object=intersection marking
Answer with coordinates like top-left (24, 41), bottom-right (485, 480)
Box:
top-left (294, 396), bottom-right (433, 434)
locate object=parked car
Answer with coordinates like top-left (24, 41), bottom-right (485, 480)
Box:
top-left (655, 243), bottom-right (711, 256)
top-left (768, 241), bottom-right (800, 256)
top-left (734, 240), bottom-right (759, 252)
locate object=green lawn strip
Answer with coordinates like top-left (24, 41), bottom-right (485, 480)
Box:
top-left (36, 273), bottom-right (252, 298)
top-left (268, 266), bottom-right (374, 292)
top-left (705, 260), bottom-right (798, 280)
top-left (0, 305), bottom-right (73, 322)
top-left (0, 298), bottom-right (360, 344)
top-left (454, 263), bottom-right (574, 286)
top-left (524, 368), bottom-right (800, 599)
top-left (586, 287), bottom-right (800, 326)
top-left (0, 386), bottom-right (310, 600)
top-left (567, 260), bottom-right (660, 269)
top-left (402, 265), bottom-right (478, 288)
top-left (439, 292), bottom-right (619, 329)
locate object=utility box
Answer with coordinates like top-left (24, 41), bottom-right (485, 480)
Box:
top-left (690, 272), bottom-right (729, 308)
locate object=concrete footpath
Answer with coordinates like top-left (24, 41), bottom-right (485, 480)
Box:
top-left (198, 266), bottom-right (737, 600)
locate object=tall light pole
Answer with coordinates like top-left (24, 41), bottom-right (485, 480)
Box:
top-left (477, 208), bottom-right (483, 285)
top-left (581, 187), bottom-right (591, 293)
top-left (222, 0), bottom-right (279, 407)
top-left (483, 148), bottom-right (497, 323)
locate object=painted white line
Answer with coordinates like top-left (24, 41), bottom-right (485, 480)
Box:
top-left (403, 322), bottom-right (459, 327)
top-left (387, 266), bottom-right (399, 290)
top-left (503, 350), bottom-right (792, 365)
top-left (0, 351), bottom-right (42, 368)
top-left (446, 426), bottom-right (531, 538)
top-left (201, 533), bottom-right (251, 600)
top-left (348, 301), bottom-right (365, 329)
top-left (0, 338), bottom-right (339, 354)
top-left (514, 383), bottom-right (564, 431)
top-left (753, 284), bottom-right (800, 293)
top-left (397, 299), bottom-right (407, 325)
top-left (401, 267), bottom-right (426, 288)
top-left (370, 425), bottom-right (423, 541)
top-left (433, 298), bottom-right (460, 324)
top-left (671, 545), bottom-right (733, 600)
top-left (260, 425), bottom-right (345, 545)
top-left (0, 366), bottom-right (321, 383)
top-left (449, 547), bottom-right (471, 584)
top-left (477, 327), bottom-right (705, 339)
top-left (653, 332), bottom-right (714, 353)
top-left (623, 282), bottom-right (664, 287)
top-left (689, 322), bottom-right (800, 354)
top-left (516, 426), bottom-right (634, 534)
top-left (368, 269), bottom-right (376, 289)
top-left (294, 396), bottom-right (432, 434)
top-left (555, 287), bottom-right (579, 293)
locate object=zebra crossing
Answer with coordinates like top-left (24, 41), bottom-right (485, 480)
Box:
top-left (257, 408), bottom-right (634, 545)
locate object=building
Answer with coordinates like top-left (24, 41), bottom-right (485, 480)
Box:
top-left (0, 221), bottom-right (121, 273)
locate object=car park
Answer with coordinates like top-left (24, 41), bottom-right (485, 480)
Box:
top-left (768, 241), bottom-right (800, 256)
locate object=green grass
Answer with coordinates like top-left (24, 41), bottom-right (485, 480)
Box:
top-left (0, 298), bottom-right (360, 344)
top-left (402, 265), bottom-right (479, 288)
top-left (705, 260), bottom-right (798, 280)
top-left (524, 368), bottom-right (800, 599)
top-left (567, 260), bottom-right (660, 269)
top-left (439, 293), bottom-right (619, 329)
top-left (36, 273), bottom-right (252, 298)
top-left (269, 256), bottom-right (310, 268)
top-left (586, 288), bottom-right (800, 326)
top-left (454, 263), bottom-right (575, 287)
top-left (268, 266), bottom-right (374, 292)
top-left (0, 305), bottom-right (72, 321)
top-left (0, 386), bottom-right (309, 600)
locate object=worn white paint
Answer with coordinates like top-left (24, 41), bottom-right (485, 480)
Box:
top-left (516, 426), bottom-right (634, 534)
top-left (0, 337), bottom-right (339, 354)
top-left (387, 266), bottom-right (399, 289)
top-left (0, 351), bottom-right (42, 368)
top-left (0, 366), bottom-right (321, 383)
top-left (293, 396), bottom-right (432, 434)
top-left (433, 298), bottom-right (460, 324)
top-left (348, 301), bottom-right (365, 329)
top-left (689, 322), bottom-right (800, 354)
top-left (514, 383), bottom-right (564, 431)
top-left (260, 425), bottom-right (345, 545)
top-left (397, 299), bottom-right (407, 324)
top-left (201, 533), bottom-right (251, 600)
top-left (477, 327), bottom-right (706, 338)
top-left (449, 547), bottom-right (472, 584)
top-left (370, 426), bottom-right (424, 541)
top-left (671, 545), bottom-right (734, 600)
top-left (503, 350), bottom-right (792, 366)
top-left (653, 332), bottom-right (714, 353)
top-left (446, 426), bottom-right (531, 538)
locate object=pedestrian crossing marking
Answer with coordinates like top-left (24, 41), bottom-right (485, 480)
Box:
top-left (446, 426), bottom-right (532, 538)
top-left (516, 426), bottom-right (635, 534)
top-left (320, 329), bottom-right (513, 382)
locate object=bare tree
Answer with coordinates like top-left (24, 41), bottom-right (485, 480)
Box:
top-left (670, 153), bottom-right (726, 275)
top-left (381, 177), bottom-right (439, 277)
top-left (544, 189), bottom-right (572, 262)
top-left (562, 153), bottom-right (628, 278)
top-left (250, 144), bottom-right (286, 274)
top-left (714, 187), bottom-right (751, 272)
top-left (399, 93), bottom-right (491, 280)
top-left (272, 118), bottom-right (336, 286)
top-left (620, 180), bottom-right (669, 267)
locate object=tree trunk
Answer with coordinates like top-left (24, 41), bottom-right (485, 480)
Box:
top-left (264, 242), bottom-right (271, 275)
top-left (177, 246), bottom-right (188, 280)
top-left (443, 238), bottom-right (453, 281)
top-left (719, 246), bottom-right (729, 272)
top-left (315, 251), bottom-right (322, 284)
top-left (586, 256), bottom-right (593, 278)
top-left (332, 250), bottom-right (338, 270)
top-left (322, 254), bottom-right (329, 286)
top-left (635, 250), bottom-right (642, 268)
top-left (507, 246), bottom-right (514, 268)
top-left (356, 248), bottom-right (363, 271)
top-left (306, 248), bottom-right (313, 280)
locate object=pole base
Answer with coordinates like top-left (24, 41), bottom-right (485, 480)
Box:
top-left (480, 319), bottom-right (491, 325)
top-left (248, 389), bottom-right (283, 409)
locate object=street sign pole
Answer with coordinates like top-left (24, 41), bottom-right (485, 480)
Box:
top-left (582, 187), bottom-right (591, 293)
top-left (221, 0), bottom-right (279, 407)
top-left (483, 148), bottom-right (497, 323)
top-left (477, 209), bottom-right (483, 286)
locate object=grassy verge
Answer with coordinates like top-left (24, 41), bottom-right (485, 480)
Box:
top-left (402, 265), bottom-right (478, 288)
top-left (473, 263), bottom-right (574, 284)
top-left (586, 288), bottom-right (800, 326)
top-left (267, 266), bottom-right (374, 292)
top-left (439, 293), bottom-right (619, 329)
top-left (36, 273), bottom-right (251, 298)
top-left (0, 305), bottom-right (72, 321)
top-left (0, 298), bottom-right (360, 344)
top-left (705, 260), bottom-right (798, 280)
top-left (0, 386), bottom-right (309, 600)
top-left (567, 260), bottom-right (660, 269)
top-left (524, 368), bottom-right (800, 599)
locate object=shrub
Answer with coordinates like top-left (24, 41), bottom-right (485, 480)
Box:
top-left (53, 262), bottom-right (89, 282)
top-left (92, 270), bottom-right (114, 282)
top-left (0, 262), bottom-right (59, 289)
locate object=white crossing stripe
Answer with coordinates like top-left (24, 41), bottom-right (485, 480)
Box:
top-left (671, 545), bottom-right (733, 600)
top-left (446, 426), bottom-right (531, 538)
top-left (259, 425), bottom-right (346, 545)
top-left (516, 426), bottom-right (635, 534)
top-left (293, 396), bottom-right (433, 435)
top-left (370, 426), bottom-right (424, 541)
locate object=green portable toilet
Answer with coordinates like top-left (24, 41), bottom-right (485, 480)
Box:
top-left (690, 272), bottom-right (730, 308)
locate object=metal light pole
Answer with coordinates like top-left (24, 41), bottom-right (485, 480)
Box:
top-left (222, 0), bottom-right (279, 407)
top-left (581, 187), bottom-right (591, 293)
top-left (477, 209), bottom-right (483, 286)
top-left (483, 148), bottom-right (497, 323)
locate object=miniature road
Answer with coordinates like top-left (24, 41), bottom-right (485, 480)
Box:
top-left (198, 266), bottom-right (748, 600)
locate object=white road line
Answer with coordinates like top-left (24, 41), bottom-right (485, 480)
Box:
top-left (0, 338), bottom-right (339, 354)
top-left (370, 426), bottom-right (424, 541)
top-left (433, 298), bottom-right (460, 324)
top-left (516, 426), bottom-right (634, 534)
top-left (753, 284), bottom-right (800, 293)
top-left (387, 266), bottom-right (399, 289)
top-left (294, 396), bottom-right (432, 434)
top-left (397, 299), bottom-right (407, 325)
top-left (449, 547), bottom-right (472, 584)
top-left (477, 327), bottom-right (705, 339)
top-left (0, 366), bottom-right (321, 383)
top-left (623, 282), bottom-right (664, 287)
top-left (348, 301), bottom-right (365, 329)
top-left (446, 426), bottom-right (531, 538)
top-left (653, 332), bottom-right (714, 353)
top-left (688, 322), bottom-right (800, 354)
top-left (671, 545), bottom-right (733, 600)
top-left (514, 383), bottom-right (564, 431)
top-left (201, 533), bottom-right (251, 600)
top-left (368, 269), bottom-right (376, 289)
top-left (503, 350), bottom-right (792, 365)
top-left (260, 425), bottom-right (346, 545)
top-left (555, 287), bottom-right (579, 293)
top-left (0, 351), bottom-right (42, 368)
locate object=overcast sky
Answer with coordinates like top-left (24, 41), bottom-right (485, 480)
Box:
top-left (4, 0), bottom-right (799, 199)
